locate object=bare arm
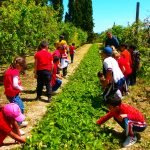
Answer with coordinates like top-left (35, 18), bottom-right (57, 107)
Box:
top-left (8, 131), bottom-right (26, 143)
top-left (56, 74), bottom-right (62, 79)
top-left (102, 70), bottom-right (113, 88)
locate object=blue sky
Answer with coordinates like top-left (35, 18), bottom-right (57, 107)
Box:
top-left (63, 0), bottom-right (150, 33)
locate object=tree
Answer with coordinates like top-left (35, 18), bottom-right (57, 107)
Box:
top-left (49, 0), bottom-right (64, 22)
top-left (65, 0), bottom-right (74, 22)
top-left (66, 0), bottom-right (94, 41)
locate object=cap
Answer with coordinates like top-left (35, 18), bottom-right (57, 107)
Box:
top-left (3, 103), bottom-right (25, 122)
top-left (103, 46), bottom-right (112, 56)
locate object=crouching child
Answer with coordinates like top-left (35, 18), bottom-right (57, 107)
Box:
top-left (0, 103), bottom-right (26, 146)
top-left (96, 93), bottom-right (147, 147)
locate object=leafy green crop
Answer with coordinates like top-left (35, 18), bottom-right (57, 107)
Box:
top-left (23, 44), bottom-right (120, 150)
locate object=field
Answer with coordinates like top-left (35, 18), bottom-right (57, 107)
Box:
top-left (0, 44), bottom-right (150, 150)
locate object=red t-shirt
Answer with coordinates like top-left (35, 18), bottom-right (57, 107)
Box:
top-left (97, 103), bottom-right (146, 125)
top-left (121, 49), bottom-right (132, 67)
top-left (0, 108), bottom-right (12, 144)
top-left (116, 56), bottom-right (132, 77)
top-left (69, 46), bottom-right (75, 55)
top-left (34, 49), bottom-right (53, 71)
top-left (4, 68), bottom-right (21, 97)
top-left (51, 63), bottom-right (58, 86)
top-left (52, 49), bottom-right (61, 59)
top-left (61, 52), bottom-right (68, 59)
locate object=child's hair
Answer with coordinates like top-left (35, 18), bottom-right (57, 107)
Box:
top-left (106, 92), bottom-right (122, 107)
top-left (60, 45), bottom-right (65, 50)
top-left (129, 45), bottom-right (136, 50)
top-left (11, 56), bottom-right (27, 71)
top-left (38, 41), bottom-right (48, 50)
top-left (120, 43), bottom-right (128, 49)
top-left (53, 56), bottom-right (60, 63)
top-left (97, 71), bottom-right (103, 77)
top-left (72, 43), bottom-right (75, 46)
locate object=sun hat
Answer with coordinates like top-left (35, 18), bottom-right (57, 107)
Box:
top-left (3, 103), bottom-right (25, 122)
top-left (103, 46), bottom-right (113, 56)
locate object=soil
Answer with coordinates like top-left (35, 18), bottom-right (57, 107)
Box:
top-left (0, 44), bottom-right (150, 150)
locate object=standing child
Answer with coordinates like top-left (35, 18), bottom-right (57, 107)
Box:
top-left (96, 93), bottom-right (147, 147)
top-left (52, 42), bottom-right (61, 59)
top-left (69, 43), bottom-right (76, 63)
top-left (113, 50), bottom-right (131, 94)
top-left (4, 56), bottom-right (28, 128)
top-left (34, 41), bottom-right (53, 102)
top-left (60, 46), bottom-right (69, 77)
top-left (129, 45), bottom-right (140, 85)
top-left (0, 103), bottom-right (26, 146)
top-left (120, 44), bottom-right (132, 85)
top-left (51, 56), bottom-right (62, 92)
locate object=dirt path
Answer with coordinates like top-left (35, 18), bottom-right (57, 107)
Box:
top-left (0, 44), bottom-right (92, 150)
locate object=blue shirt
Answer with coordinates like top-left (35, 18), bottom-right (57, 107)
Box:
top-left (105, 36), bottom-right (119, 48)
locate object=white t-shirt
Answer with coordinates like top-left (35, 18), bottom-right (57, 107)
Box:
top-left (103, 57), bottom-right (124, 83)
top-left (61, 58), bottom-right (69, 69)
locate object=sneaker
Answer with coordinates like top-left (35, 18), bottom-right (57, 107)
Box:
top-left (19, 129), bottom-right (25, 135)
top-left (20, 121), bottom-right (28, 128)
top-left (123, 136), bottom-right (137, 147)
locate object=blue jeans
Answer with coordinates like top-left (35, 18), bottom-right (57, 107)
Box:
top-left (7, 95), bottom-right (24, 114)
top-left (52, 79), bottom-right (62, 92)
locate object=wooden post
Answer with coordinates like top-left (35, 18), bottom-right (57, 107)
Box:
top-left (135, 2), bottom-right (140, 45)
top-left (136, 2), bottom-right (140, 23)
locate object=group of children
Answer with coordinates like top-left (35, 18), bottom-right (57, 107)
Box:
top-left (97, 44), bottom-right (147, 147)
top-left (0, 35), bottom-right (147, 148)
top-left (0, 36), bottom-right (76, 146)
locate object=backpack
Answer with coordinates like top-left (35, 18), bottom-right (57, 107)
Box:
top-left (132, 50), bottom-right (140, 70)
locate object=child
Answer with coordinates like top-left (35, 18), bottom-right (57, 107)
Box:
top-left (113, 50), bottom-right (131, 91)
top-left (3, 56), bottom-right (28, 128)
top-left (96, 93), bottom-right (147, 147)
top-left (120, 44), bottom-right (132, 67)
top-left (60, 46), bottom-right (69, 77)
top-left (34, 41), bottom-right (53, 102)
top-left (0, 103), bottom-right (26, 146)
top-left (52, 42), bottom-right (61, 59)
top-left (51, 56), bottom-right (62, 92)
top-left (69, 43), bottom-right (76, 63)
top-left (99, 46), bottom-right (125, 102)
top-left (129, 45), bottom-right (140, 85)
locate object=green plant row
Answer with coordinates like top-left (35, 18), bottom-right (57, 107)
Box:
top-left (23, 44), bottom-right (120, 150)
top-left (0, 0), bottom-right (87, 64)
